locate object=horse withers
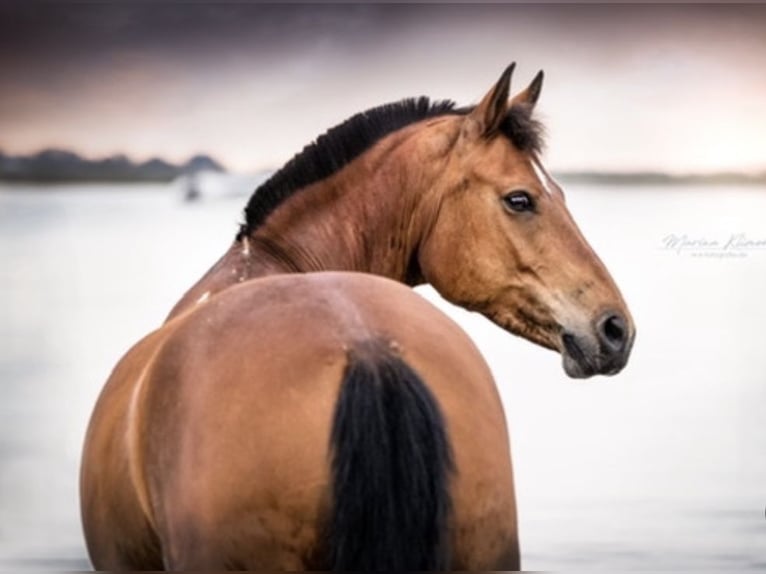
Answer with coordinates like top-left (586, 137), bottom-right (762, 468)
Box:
top-left (81, 64), bottom-right (635, 570)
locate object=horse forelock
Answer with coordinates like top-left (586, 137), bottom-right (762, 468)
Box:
top-left (499, 103), bottom-right (546, 155)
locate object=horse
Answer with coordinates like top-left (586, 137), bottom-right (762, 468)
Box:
top-left (80, 63), bottom-right (635, 570)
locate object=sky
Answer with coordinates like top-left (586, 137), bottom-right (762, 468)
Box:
top-left (1, 3), bottom-right (765, 174)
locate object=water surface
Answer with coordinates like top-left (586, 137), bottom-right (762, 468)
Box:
top-left (0, 182), bottom-right (764, 569)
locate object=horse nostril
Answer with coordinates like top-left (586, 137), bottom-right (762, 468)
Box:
top-left (599, 313), bottom-right (627, 352)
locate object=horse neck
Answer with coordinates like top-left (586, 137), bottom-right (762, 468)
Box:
top-left (165, 119), bottom-right (459, 322)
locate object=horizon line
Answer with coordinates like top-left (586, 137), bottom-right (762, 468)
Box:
top-left (2, 145), bottom-right (765, 180)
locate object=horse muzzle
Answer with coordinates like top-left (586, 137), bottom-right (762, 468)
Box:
top-left (560, 311), bottom-right (635, 379)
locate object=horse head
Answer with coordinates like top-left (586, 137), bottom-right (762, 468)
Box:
top-left (419, 64), bottom-right (635, 378)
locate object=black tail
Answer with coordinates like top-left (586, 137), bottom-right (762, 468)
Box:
top-left (327, 341), bottom-right (454, 571)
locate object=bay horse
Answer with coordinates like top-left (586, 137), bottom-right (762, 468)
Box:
top-left (81, 64), bottom-right (635, 570)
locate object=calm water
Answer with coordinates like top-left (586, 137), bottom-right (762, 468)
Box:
top-left (0, 182), bottom-right (764, 569)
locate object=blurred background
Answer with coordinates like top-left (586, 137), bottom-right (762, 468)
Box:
top-left (1, 2), bottom-right (765, 570)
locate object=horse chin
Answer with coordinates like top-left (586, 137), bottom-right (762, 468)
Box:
top-left (562, 353), bottom-right (598, 379)
top-left (560, 332), bottom-right (628, 379)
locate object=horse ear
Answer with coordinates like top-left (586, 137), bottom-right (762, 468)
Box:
top-left (511, 70), bottom-right (544, 108)
top-left (464, 63), bottom-right (515, 139)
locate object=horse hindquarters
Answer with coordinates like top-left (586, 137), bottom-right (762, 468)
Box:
top-left (109, 273), bottom-right (518, 570)
top-left (328, 340), bottom-right (454, 570)
top-left (80, 333), bottom-right (167, 570)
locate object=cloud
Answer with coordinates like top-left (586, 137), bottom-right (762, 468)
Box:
top-left (1, 4), bottom-right (765, 173)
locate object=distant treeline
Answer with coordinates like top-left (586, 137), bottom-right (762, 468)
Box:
top-left (1, 148), bottom-right (763, 187)
top-left (0, 149), bottom-right (225, 183)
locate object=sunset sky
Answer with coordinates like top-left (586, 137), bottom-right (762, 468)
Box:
top-left (1, 3), bottom-right (765, 174)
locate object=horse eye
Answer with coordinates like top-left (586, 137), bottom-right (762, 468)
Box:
top-left (502, 191), bottom-right (535, 213)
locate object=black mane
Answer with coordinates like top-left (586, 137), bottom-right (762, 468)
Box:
top-left (237, 97), bottom-right (544, 239)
